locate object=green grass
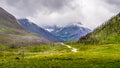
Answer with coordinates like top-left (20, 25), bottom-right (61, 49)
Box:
top-left (1, 7), bottom-right (120, 68)
top-left (0, 43), bottom-right (120, 68)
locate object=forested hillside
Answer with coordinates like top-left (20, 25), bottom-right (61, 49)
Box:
top-left (79, 13), bottom-right (120, 44)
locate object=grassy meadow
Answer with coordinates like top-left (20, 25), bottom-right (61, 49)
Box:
top-left (0, 6), bottom-right (120, 68)
top-left (0, 43), bottom-right (120, 68)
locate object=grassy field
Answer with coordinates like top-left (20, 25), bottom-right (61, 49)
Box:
top-left (0, 43), bottom-right (120, 68)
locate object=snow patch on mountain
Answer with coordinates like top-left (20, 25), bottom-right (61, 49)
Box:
top-left (45, 29), bottom-right (54, 32)
top-left (43, 22), bottom-right (91, 42)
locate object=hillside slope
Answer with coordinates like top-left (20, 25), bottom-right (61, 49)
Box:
top-left (0, 7), bottom-right (49, 46)
top-left (18, 19), bottom-right (63, 42)
top-left (0, 7), bottom-right (24, 30)
top-left (79, 13), bottom-right (120, 44)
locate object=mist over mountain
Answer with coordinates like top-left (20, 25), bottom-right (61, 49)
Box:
top-left (1, 0), bottom-right (120, 30)
top-left (0, 1), bottom-right (120, 67)
top-left (43, 22), bottom-right (91, 42)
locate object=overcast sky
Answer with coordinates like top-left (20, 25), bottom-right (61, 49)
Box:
top-left (0, 0), bottom-right (120, 29)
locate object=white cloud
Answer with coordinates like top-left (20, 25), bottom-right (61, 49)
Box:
top-left (0, 0), bottom-right (120, 30)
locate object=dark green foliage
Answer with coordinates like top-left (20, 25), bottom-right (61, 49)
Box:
top-left (78, 13), bottom-right (120, 44)
top-left (15, 57), bottom-right (20, 60)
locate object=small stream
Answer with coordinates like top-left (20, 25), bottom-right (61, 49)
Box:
top-left (60, 43), bottom-right (78, 52)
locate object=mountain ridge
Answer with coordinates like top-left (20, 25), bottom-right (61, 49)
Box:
top-left (43, 23), bottom-right (91, 42)
top-left (18, 19), bottom-right (63, 42)
top-left (0, 7), bottom-right (49, 46)
top-left (0, 7), bottom-right (24, 30)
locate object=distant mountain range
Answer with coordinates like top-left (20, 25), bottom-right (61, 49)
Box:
top-left (0, 7), bottom-right (92, 44)
top-left (43, 23), bottom-right (91, 42)
top-left (18, 19), bottom-right (63, 42)
top-left (79, 13), bottom-right (120, 44)
top-left (18, 19), bottom-right (91, 42)
top-left (0, 7), bottom-right (49, 46)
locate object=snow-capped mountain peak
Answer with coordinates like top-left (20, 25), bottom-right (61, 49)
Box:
top-left (43, 22), bottom-right (91, 42)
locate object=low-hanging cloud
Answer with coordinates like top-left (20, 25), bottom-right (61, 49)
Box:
top-left (105, 0), bottom-right (120, 12)
top-left (0, 0), bottom-right (120, 30)
top-left (105, 0), bottom-right (120, 6)
top-left (2, 0), bottom-right (73, 17)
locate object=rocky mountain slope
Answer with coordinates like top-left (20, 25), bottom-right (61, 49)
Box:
top-left (0, 7), bottom-right (49, 46)
top-left (18, 19), bottom-right (63, 42)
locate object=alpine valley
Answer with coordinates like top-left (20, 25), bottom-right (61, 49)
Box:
top-left (0, 6), bottom-right (120, 68)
